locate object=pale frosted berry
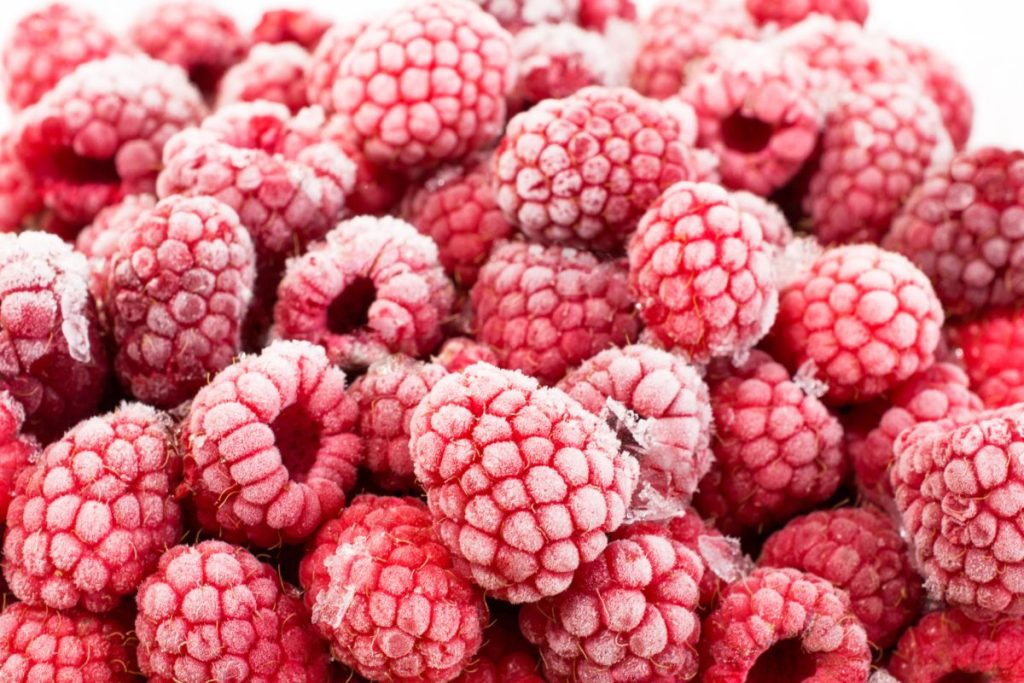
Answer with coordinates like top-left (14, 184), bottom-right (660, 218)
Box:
top-left (469, 0), bottom-right (578, 31)
top-left (216, 42), bottom-right (311, 113)
top-left (76, 194), bottom-right (157, 304)
top-left (435, 337), bottom-right (500, 373)
top-left (0, 391), bottom-right (36, 524)
top-left (305, 21), bottom-right (365, 112)
top-left (746, 0), bottom-right (868, 27)
top-left (251, 8), bottom-right (332, 50)
top-left (409, 363), bottom-right (639, 603)
top-left (0, 133), bottom-right (42, 232)
top-left (731, 190), bottom-right (794, 249)
top-left (895, 39), bottom-right (975, 150)
top-left (579, 0), bottom-right (636, 30)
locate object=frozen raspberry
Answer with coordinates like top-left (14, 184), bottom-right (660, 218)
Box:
top-left (435, 337), bottom-right (499, 373)
top-left (519, 531), bottom-right (704, 682)
top-left (181, 340), bottom-right (361, 547)
top-left (451, 605), bottom-right (544, 683)
top-left (494, 86), bottom-right (699, 250)
top-left (578, 0), bottom-right (636, 31)
top-left (470, 0), bottom-right (578, 31)
top-left (0, 133), bottom-right (42, 232)
top-left (976, 370), bottom-right (1024, 409)
top-left (13, 54), bottom-right (206, 227)
top-left (950, 308), bottom-right (1024, 390)
top-left (136, 540), bottom-right (330, 683)
top-left (3, 403), bottom-right (182, 613)
top-left (0, 391), bottom-right (36, 524)
top-left (894, 39), bottom-right (974, 150)
top-left (470, 241), bottom-right (638, 383)
top-left (128, 1), bottom-right (248, 93)
top-left (730, 190), bottom-right (794, 249)
top-left (699, 566), bottom-right (871, 682)
top-left (251, 8), bottom-right (332, 50)
top-left (216, 42), bottom-right (311, 113)
top-left (693, 350), bottom-right (844, 536)
top-left (299, 494), bottom-right (487, 683)
top-left (0, 602), bottom-right (137, 682)
top-left (409, 362), bottom-right (639, 602)
top-left (304, 21), bottom-right (365, 112)
top-left (558, 343), bottom-right (713, 504)
top-left (768, 243), bottom-right (944, 405)
top-left (0, 232), bottom-right (107, 439)
top-left (75, 194), bottom-right (157, 304)
top-left (746, 0), bottom-right (868, 27)
top-left (320, 113), bottom-right (407, 215)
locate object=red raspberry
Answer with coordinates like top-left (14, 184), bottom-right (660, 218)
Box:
top-left (519, 531), bottom-right (704, 682)
top-left (435, 337), bottom-right (500, 373)
top-left (181, 340), bottom-right (361, 547)
top-left (305, 21), bottom-right (365, 112)
top-left (558, 343), bottom-right (713, 504)
top-left (216, 43), bottom-right (311, 113)
top-left (494, 86), bottom-right (699, 250)
top-left (104, 195), bottom-right (256, 408)
top-left (731, 190), bottom-right (794, 249)
top-left (0, 391), bottom-right (36, 524)
top-left (894, 39), bottom-right (975, 150)
top-left (884, 148), bottom-right (1024, 314)
top-left (3, 403), bottom-right (182, 613)
top-left (320, 113), bottom-right (407, 215)
top-left (0, 132), bottom-right (42, 232)
top-left (950, 308), bottom-right (1024, 390)
top-left (746, 0), bottom-right (869, 27)
top-left (693, 350), bottom-right (844, 536)
top-left (0, 603), bottom-right (137, 682)
top-left (628, 181), bottom-right (777, 363)
top-left (452, 606), bottom-right (544, 683)
top-left (579, 0), bottom-right (637, 31)
top-left (0, 232), bottom-right (107, 439)
top-left (805, 83), bottom-right (953, 245)
top-left (409, 362), bottom-right (639, 602)
top-left (976, 370), bottom-right (1024, 409)
top-left (768, 243), bottom-right (945, 405)
top-left (136, 540), bottom-right (330, 683)
top-left (469, 0), bottom-right (578, 31)
top-left (76, 194), bottom-right (157, 304)
top-left (699, 566), bottom-right (872, 682)
top-left (251, 9), bottom-right (332, 50)
top-left (331, 0), bottom-right (514, 171)
top-left (470, 241), bottom-right (638, 383)
top-left (273, 216), bottom-right (455, 370)
top-left (299, 494), bottom-right (487, 683)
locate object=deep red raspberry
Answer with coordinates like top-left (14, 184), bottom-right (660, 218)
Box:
top-left (450, 605), bottom-right (544, 683)
top-left (579, 0), bottom-right (636, 30)
top-left (469, 0), bottom-right (577, 31)
top-left (136, 540), bottom-right (330, 683)
top-left (0, 391), bottom-right (36, 524)
top-left (216, 42), bottom-right (311, 113)
top-left (746, 0), bottom-right (868, 27)
top-left (951, 307), bottom-right (1024, 390)
top-left (182, 340), bottom-right (361, 547)
top-left (731, 190), bottom-right (794, 249)
top-left (409, 363), bottom-right (639, 602)
top-left (320, 113), bottom-right (407, 215)
top-left (894, 39), bottom-right (975, 150)
top-left (304, 21), bottom-right (365, 112)
top-left (299, 494), bottom-right (487, 683)
top-left (435, 337), bottom-right (500, 373)
top-left (251, 8), bottom-right (332, 50)
top-left (470, 241), bottom-right (639, 383)
top-left (76, 193), bottom-right (157, 304)
top-left (976, 370), bottom-right (1024, 409)
top-left (0, 133), bottom-right (42, 232)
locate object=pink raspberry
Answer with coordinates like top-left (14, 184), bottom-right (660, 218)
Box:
top-left (435, 337), bottom-right (500, 373)
top-left (409, 362), bottom-right (639, 602)
top-left (251, 8), bottom-right (332, 50)
top-left (768, 243), bottom-right (945, 405)
top-left (3, 403), bottom-right (182, 613)
top-left (216, 43), bottom-right (311, 113)
top-left (694, 350), bottom-right (844, 536)
top-left (628, 181), bottom-right (777, 363)
top-left (299, 494), bottom-right (487, 683)
top-left (0, 391), bottom-right (37, 524)
top-left (894, 39), bottom-right (975, 150)
top-left (181, 340), bottom-right (361, 547)
top-left (469, 0), bottom-right (578, 31)
top-left (470, 241), bottom-right (639, 383)
top-left (320, 113), bottom-right (407, 215)
top-left (75, 193), bottom-right (157, 304)
top-left (558, 343), bottom-right (713, 504)
top-left (136, 540), bottom-right (330, 683)
top-left (746, 0), bottom-right (869, 27)
top-left (304, 21), bottom-right (365, 112)
top-left (578, 0), bottom-right (637, 31)
top-left (950, 307), bottom-right (1024, 390)
top-left (0, 133), bottom-right (42, 232)
top-left (699, 566), bottom-right (872, 682)
top-left (494, 86), bottom-right (699, 250)
top-left (730, 190), bottom-right (794, 249)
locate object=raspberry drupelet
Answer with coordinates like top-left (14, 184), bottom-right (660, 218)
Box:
top-left (0, 390), bottom-right (36, 525)
top-left (409, 362), bottom-right (639, 603)
top-left (76, 194), bottom-right (157, 304)
top-left (216, 42), bottom-right (311, 113)
top-left (435, 337), bottom-right (500, 373)
top-left (251, 8), bottom-right (332, 50)
top-left (894, 39), bottom-right (975, 150)
top-left (746, 0), bottom-right (869, 27)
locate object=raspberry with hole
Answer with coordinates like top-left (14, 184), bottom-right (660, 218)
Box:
top-left (746, 0), bottom-right (868, 27)
top-left (216, 42), bottom-right (311, 113)
top-left (251, 9), bottom-right (332, 50)
top-left (894, 39), bottom-right (975, 150)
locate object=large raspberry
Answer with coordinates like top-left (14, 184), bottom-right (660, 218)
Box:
top-left (469, 0), bottom-right (578, 31)
top-left (136, 540), bottom-right (330, 683)
top-left (0, 390), bottom-right (36, 524)
top-left (470, 241), bottom-right (638, 383)
top-left (76, 193), bottom-right (157, 304)
top-left (409, 363), bottom-right (639, 603)
top-left (894, 39), bottom-right (974, 151)
top-left (0, 133), bottom-right (42, 232)
top-left (746, 0), bottom-right (868, 27)
top-left (628, 181), bottom-right (777, 363)
top-left (304, 21), bottom-right (365, 112)
top-left (216, 42), bottom-right (311, 113)
top-left (435, 336), bottom-right (500, 373)
top-left (251, 8), bottom-right (332, 50)
top-left (299, 494), bottom-right (487, 683)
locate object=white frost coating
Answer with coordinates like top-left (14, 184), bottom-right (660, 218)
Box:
top-left (311, 537), bottom-right (369, 632)
top-left (625, 481), bottom-right (692, 523)
top-left (868, 671), bottom-right (899, 683)
top-left (697, 534), bottom-right (753, 583)
top-left (512, 23), bottom-right (623, 89)
top-left (773, 236), bottom-right (822, 291)
top-left (793, 360), bottom-right (829, 399)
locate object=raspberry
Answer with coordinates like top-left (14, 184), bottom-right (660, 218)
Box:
top-left (273, 216), bottom-right (455, 370)
top-left (104, 195), bottom-right (256, 408)
top-left (216, 42), bottom-right (311, 113)
top-left (75, 194), bottom-right (157, 304)
top-left (746, 0), bottom-right (869, 27)
top-left (0, 390), bottom-right (36, 525)
top-left (0, 232), bottom-right (107, 439)
top-left (0, 133), bottom-right (42, 232)
top-left (494, 86), bottom-right (699, 250)
top-left (805, 83), bottom-right (953, 245)
top-left (628, 181), bottom-right (777, 363)
top-left (320, 113), bottom-right (407, 215)
top-left (304, 21), bottom-right (365, 112)
top-left (13, 54), bottom-right (206, 227)
top-left (768, 243), bottom-right (944, 405)
top-left (435, 337), bottom-right (500, 373)
top-left (950, 308), bottom-right (1024, 390)
top-left (519, 531), bottom-right (704, 682)
top-left (894, 39), bottom-right (974, 150)
top-left (348, 357), bottom-right (449, 492)
top-left (579, 0), bottom-right (636, 31)
top-left (181, 340), bottom-right (361, 547)
top-left (299, 494), bottom-right (487, 683)
top-left (976, 370), bottom-right (1024, 409)
top-left (1, 3), bottom-right (123, 111)
top-left (251, 9), bottom-right (332, 50)
top-left (136, 540), bottom-right (330, 683)
top-left (731, 190), bottom-right (794, 249)
top-left (699, 566), bottom-right (872, 682)
top-left (452, 606), bottom-right (544, 683)
top-left (3, 403), bottom-right (182, 613)
top-left (558, 343), bottom-right (713, 504)
top-left (470, 241), bottom-right (639, 383)
top-left (331, 0), bottom-right (514, 171)
top-left (693, 350), bottom-right (844, 536)
top-left (883, 148), bottom-right (1024, 314)
top-left (0, 602), bottom-right (137, 682)
top-left (409, 362), bottom-right (639, 602)
top-left (469, 0), bottom-right (578, 31)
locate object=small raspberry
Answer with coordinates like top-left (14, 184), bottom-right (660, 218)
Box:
top-left (304, 21), bottom-right (365, 112)
top-left (746, 0), bottom-right (869, 27)
top-left (894, 39), bottom-right (974, 150)
top-left (299, 494), bottom-right (487, 683)
top-left (75, 194), bottom-right (157, 304)
top-left (182, 340), bottom-right (361, 547)
top-left (136, 540), bottom-right (330, 683)
top-left (0, 390), bottom-right (36, 524)
top-left (731, 190), bottom-right (794, 249)
top-left (0, 132), bottom-right (42, 232)
top-left (470, 241), bottom-right (639, 383)
top-left (469, 0), bottom-right (578, 31)
top-left (950, 307), bottom-right (1024, 390)
top-left (579, 0), bottom-right (636, 31)
top-left (451, 605), bottom-right (544, 683)
top-left (435, 337), bottom-right (500, 373)
top-left (409, 362), bottom-right (639, 602)
top-left (320, 113), bottom-right (407, 215)
top-left (216, 42), bottom-right (311, 113)
top-left (251, 9), bottom-right (332, 50)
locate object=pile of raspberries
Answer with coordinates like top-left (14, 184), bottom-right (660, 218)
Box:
top-left (5, 1), bottom-right (1024, 682)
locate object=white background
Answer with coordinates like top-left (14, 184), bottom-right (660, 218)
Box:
top-left (0, 0), bottom-right (1020, 148)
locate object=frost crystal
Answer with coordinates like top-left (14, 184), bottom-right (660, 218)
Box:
top-left (312, 538), bottom-right (368, 632)
top-left (794, 360), bottom-right (830, 399)
top-left (697, 533), bottom-right (754, 583)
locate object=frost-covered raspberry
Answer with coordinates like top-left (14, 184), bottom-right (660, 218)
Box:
top-left (216, 42), bottom-right (311, 113)
top-left (769, 243), bottom-right (944, 405)
top-left (76, 194), bottom-right (157, 304)
top-left (731, 190), bottom-right (794, 249)
top-left (251, 8), bottom-right (332, 50)
top-left (746, 0), bottom-right (868, 27)
top-left (471, 241), bottom-right (638, 383)
top-left (699, 566), bottom-right (872, 682)
top-left (3, 403), bottom-right (181, 613)
top-left (495, 86), bottom-right (699, 250)
top-left (894, 39), bottom-right (974, 150)
top-left (409, 363), bottom-right (639, 602)
top-left (136, 540), bottom-right (330, 683)
top-left (0, 391), bottom-right (36, 524)
top-left (320, 113), bottom-right (407, 215)
top-left (628, 181), bottom-right (777, 363)
top-left (304, 21), bottom-right (365, 112)
top-left (0, 133), bottom-right (42, 232)
top-left (182, 341), bottom-right (361, 546)
top-left (579, 0), bottom-right (636, 30)
top-left (451, 605), bottom-right (544, 683)
top-left (469, 0), bottom-right (578, 31)
top-left (435, 337), bottom-right (500, 373)
top-left (509, 24), bottom-right (619, 111)
top-left (299, 494), bottom-right (487, 683)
